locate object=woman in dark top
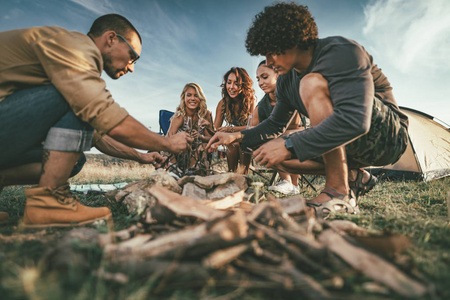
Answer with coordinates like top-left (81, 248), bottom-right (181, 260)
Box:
top-left (214, 67), bottom-right (256, 174)
top-left (253, 60), bottom-right (302, 195)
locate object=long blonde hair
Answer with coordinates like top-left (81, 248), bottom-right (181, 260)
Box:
top-left (173, 83), bottom-right (208, 120)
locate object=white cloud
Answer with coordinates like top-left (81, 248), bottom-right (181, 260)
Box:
top-left (69, 0), bottom-right (114, 15)
top-left (363, 0), bottom-right (450, 74)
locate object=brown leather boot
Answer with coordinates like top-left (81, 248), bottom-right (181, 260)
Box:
top-left (23, 184), bottom-right (112, 228)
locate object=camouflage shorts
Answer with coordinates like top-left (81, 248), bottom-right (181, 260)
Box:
top-left (313, 97), bottom-right (408, 168)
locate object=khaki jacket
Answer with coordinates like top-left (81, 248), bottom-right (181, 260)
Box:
top-left (0, 26), bottom-right (128, 135)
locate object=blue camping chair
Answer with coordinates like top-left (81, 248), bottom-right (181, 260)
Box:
top-left (159, 109), bottom-right (174, 135)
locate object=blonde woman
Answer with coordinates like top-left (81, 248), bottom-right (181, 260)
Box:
top-left (166, 83), bottom-right (214, 173)
top-left (167, 82), bottom-right (214, 141)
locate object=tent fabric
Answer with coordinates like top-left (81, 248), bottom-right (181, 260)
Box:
top-left (368, 107), bottom-right (450, 181)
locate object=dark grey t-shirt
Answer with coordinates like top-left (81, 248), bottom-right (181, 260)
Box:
top-left (257, 93), bottom-right (274, 122)
top-left (241, 36), bottom-right (407, 162)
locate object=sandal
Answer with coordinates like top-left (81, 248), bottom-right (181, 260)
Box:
top-left (307, 188), bottom-right (359, 219)
top-left (349, 169), bottom-right (377, 198)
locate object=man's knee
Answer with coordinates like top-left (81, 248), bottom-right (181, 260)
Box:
top-left (299, 73), bottom-right (329, 101)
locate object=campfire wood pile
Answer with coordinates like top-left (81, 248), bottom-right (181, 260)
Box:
top-left (96, 171), bottom-right (431, 298)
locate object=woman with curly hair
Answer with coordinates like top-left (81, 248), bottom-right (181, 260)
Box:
top-left (208, 3), bottom-right (408, 218)
top-left (214, 67), bottom-right (256, 174)
top-left (167, 82), bottom-right (214, 141)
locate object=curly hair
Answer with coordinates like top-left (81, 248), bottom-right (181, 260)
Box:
top-left (246, 2), bottom-right (318, 56)
top-left (173, 82), bottom-right (208, 121)
top-left (220, 67), bottom-right (255, 126)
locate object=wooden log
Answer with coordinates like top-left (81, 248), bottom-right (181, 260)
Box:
top-left (157, 233), bottom-right (254, 260)
top-left (181, 182), bottom-right (207, 200)
top-left (118, 259), bottom-right (210, 283)
top-left (349, 231), bottom-right (412, 258)
top-left (148, 185), bottom-right (227, 221)
top-left (207, 182), bottom-right (242, 200)
top-left (250, 240), bottom-right (283, 265)
top-left (318, 229), bottom-right (428, 298)
top-left (327, 220), bottom-right (413, 259)
top-left (326, 219), bottom-right (363, 232)
top-left (249, 220), bottom-right (331, 275)
top-left (103, 234), bottom-right (153, 260)
top-left (249, 200), bottom-right (306, 233)
top-left (246, 202), bottom-right (272, 222)
top-left (277, 231), bottom-right (326, 259)
top-left (104, 222), bottom-right (208, 260)
top-left (42, 228), bottom-right (101, 273)
top-left (235, 259), bottom-right (292, 288)
top-left (94, 269), bottom-right (128, 284)
top-left (106, 210), bottom-right (248, 261)
top-left (237, 201), bottom-right (254, 214)
top-left (267, 200), bottom-right (309, 233)
top-left (267, 193), bottom-right (309, 215)
top-left (202, 243), bottom-right (250, 269)
top-left (202, 190), bottom-right (245, 210)
top-left (194, 173), bottom-right (248, 190)
top-left (98, 225), bottom-right (141, 247)
top-left (234, 260), bottom-right (330, 299)
top-left (156, 211), bottom-right (251, 260)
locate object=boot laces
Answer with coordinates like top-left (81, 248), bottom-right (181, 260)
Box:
top-left (51, 183), bottom-right (79, 205)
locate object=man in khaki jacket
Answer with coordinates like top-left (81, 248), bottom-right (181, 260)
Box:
top-left (0, 14), bottom-right (190, 227)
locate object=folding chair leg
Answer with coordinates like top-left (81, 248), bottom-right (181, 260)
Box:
top-left (299, 175), bottom-right (317, 191)
top-left (269, 171), bottom-right (278, 186)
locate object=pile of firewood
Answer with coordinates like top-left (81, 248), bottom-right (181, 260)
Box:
top-left (92, 171), bottom-right (433, 298)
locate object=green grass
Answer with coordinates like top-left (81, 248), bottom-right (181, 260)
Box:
top-left (0, 160), bottom-right (449, 299)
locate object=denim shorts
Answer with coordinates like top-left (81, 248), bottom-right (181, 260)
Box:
top-left (0, 85), bottom-right (93, 174)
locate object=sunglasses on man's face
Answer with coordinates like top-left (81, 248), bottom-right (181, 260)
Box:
top-left (116, 33), bottom-right (140, 64)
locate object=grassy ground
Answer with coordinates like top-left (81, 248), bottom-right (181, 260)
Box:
top-left (0, 155), bottom-right (449, 299)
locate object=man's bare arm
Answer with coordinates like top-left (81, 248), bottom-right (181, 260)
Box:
top-left (108, 115), bottom-right (190, 154)
top-left (95, 135), bottom-right (165, 167)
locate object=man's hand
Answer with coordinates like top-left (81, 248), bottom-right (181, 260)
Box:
top-left (206, 132), bottom-right (241, 152)
top-left (138, 152), bottom-right (166, 168)
top-left (253, 137), bottom-right (292, 168)
top-left (166, 132), bottom-right (193, 154)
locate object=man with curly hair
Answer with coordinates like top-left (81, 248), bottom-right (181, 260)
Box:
top-left (207, 2), bottom-right (409, 217)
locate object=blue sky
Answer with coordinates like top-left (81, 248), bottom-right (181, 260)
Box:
top-left (2, 0), bottom-right (450, 133)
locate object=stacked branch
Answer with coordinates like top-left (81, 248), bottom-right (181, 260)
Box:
top-left (96, 172), bottom-right (431, 298)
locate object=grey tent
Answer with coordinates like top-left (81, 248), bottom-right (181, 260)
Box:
top-left (368, 107), bottom-right (450, 181)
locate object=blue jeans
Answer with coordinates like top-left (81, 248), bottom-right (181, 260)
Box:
top-left (0, 85), bottom-right (93, 176)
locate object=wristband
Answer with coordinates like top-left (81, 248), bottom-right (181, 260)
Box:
top-left (283, 136), bottom-right (297, 159)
